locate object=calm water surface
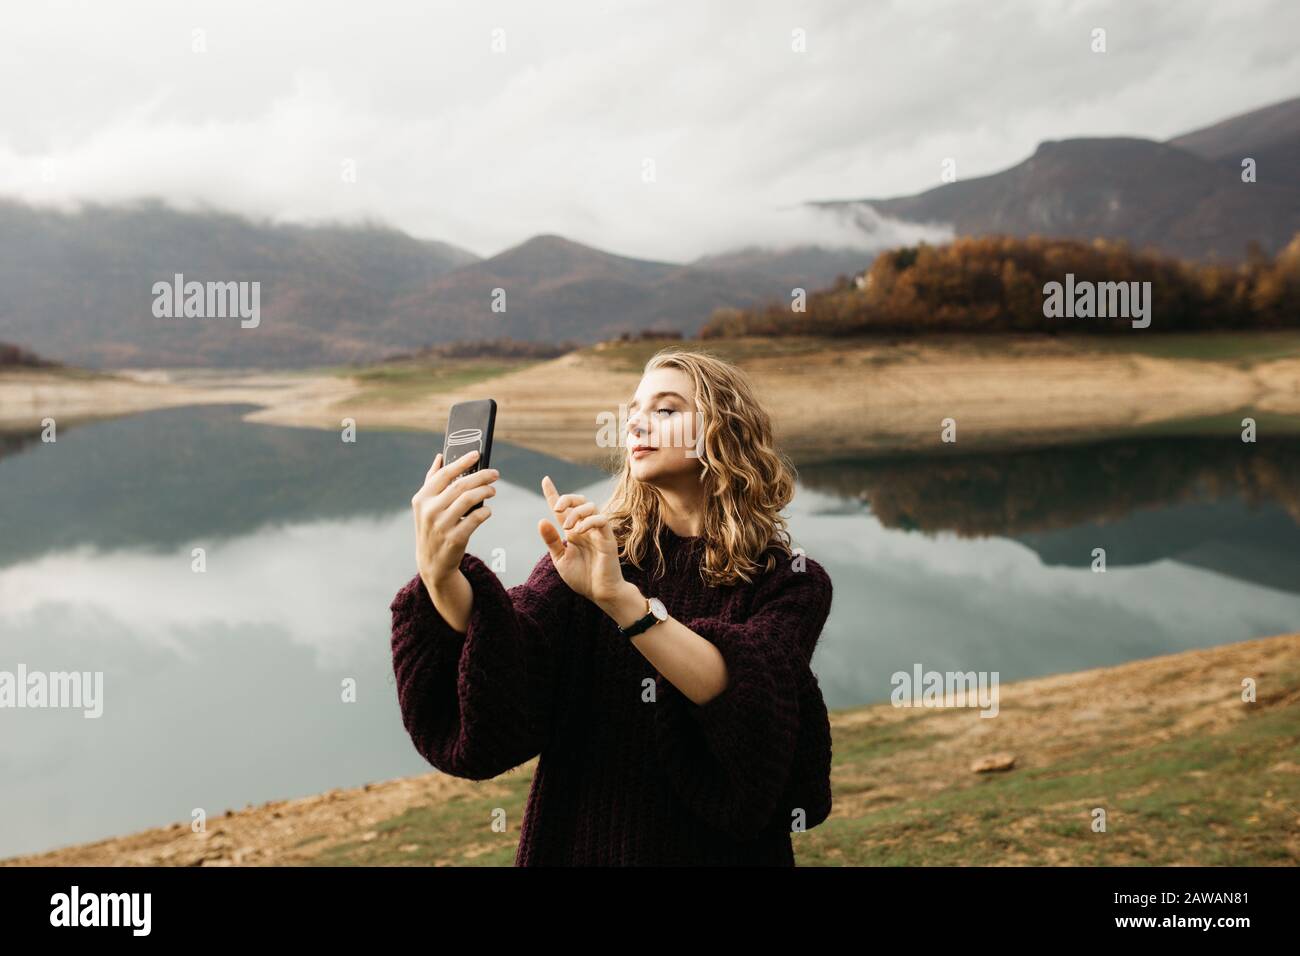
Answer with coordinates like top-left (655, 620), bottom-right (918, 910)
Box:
top-left (2, 404), bottom-right (1298, 857)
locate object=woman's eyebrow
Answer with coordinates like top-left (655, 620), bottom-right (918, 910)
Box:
top-left (628, 391), bottom-right (686, 410)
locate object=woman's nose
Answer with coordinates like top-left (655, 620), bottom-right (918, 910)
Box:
top-left (628, 414), bottom-right (648, 442)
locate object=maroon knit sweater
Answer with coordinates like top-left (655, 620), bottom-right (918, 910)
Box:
top-left (389, 524), bottom-right (834, 866)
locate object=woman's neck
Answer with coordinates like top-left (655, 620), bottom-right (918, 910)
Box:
top-left (662, 519), bottom-right (701, 539)
top-left (656, 486), bottom-right (705, 538)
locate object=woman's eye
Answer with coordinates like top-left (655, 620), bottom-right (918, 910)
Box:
top-left (655, 408), bottom-right (674, 417)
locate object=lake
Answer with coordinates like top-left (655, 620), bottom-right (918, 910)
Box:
top-left (2, 403), bottom-right (1298, 858)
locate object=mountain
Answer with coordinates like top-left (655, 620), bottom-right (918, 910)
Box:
top-left (0, 204), bottom-right (797, 368)
top-left (8, 96), bottom-right (1295, 369)
top-left (1168, 95), bottom-right (1300, 186)
top-left (375, 235), bottom-right (797, 349)
top-left (0, 341), bottom-right (58, 368)
top-left (814, 96), bottom-right (1300, 262)
top-left (0, 199), bottom-right (480, 368)
top-left (689, 245), bottom-right (874, 289)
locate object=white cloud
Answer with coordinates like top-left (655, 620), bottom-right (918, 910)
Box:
top-left (0, 0), bottom-right (1296, 260)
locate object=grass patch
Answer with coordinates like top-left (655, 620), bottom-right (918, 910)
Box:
top-left (795, 700), bottom-right (1300, 866)
top-left (829, 714), bottom-right (950, 766)
top-left (309, 678), bottom-right (1299, 867)
top-left (309, 771), bottom-right (534, 867)
top-left (587, 330), bottom-right (1300, 371)
top-left (583, 336), bottom-right (839, 372)
top-left (0, 365), bottom-right (117, 382)
top-left (1073, 330), bottom-right (1300, 364)
top-left (1105, 408), bottom-right (1300, 438)
top-left (339, 358), bottom-right (543, 406)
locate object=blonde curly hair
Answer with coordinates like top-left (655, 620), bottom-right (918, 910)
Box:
top-left (600, 347), bottom-right (798, 588)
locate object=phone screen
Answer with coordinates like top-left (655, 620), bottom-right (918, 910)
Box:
top-left (443, 399), bottom-right (496, 512)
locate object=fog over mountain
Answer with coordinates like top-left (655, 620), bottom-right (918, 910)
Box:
top-left (1, 0), bottom-right (1295, 260)
top-left (816, 96), bottom-right (1300, 262)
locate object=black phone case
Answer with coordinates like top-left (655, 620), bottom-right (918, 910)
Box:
top-left (442, 399), bottom-right (496, 513)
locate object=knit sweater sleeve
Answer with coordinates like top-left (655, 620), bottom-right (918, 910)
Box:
top-left (389, 551), bottom-right (570, 781)
top-left (650, 557), bottom-right (834, 842)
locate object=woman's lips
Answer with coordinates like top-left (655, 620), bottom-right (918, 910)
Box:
top-left (632, 446), bottom-right (656, 458)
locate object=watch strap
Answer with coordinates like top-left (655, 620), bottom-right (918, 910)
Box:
top-left (617, 598), bottom-right (658, 640)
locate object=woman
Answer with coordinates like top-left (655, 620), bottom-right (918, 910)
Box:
top-left (390, 348), bottom-right (835, 866)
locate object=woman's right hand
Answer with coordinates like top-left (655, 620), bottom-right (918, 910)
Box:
top-left (411, 450), bottom-right (499, 590)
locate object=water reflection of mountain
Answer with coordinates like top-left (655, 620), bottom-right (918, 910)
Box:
top-left (0, 404), bottom-right (607, 570)
top-left (9, 409), bottom-right (1300, 596)
top-left (798, 437), bottom-right (1300, 595)
top-left (0, 429), bottom-right (41, 460)
top-left (1016, 497), bottom-right (1300, 594)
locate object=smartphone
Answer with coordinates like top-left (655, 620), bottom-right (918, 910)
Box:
top-left (442, 399), bottom-right (497, 513)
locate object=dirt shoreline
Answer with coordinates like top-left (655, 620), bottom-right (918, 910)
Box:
top-left (6, 631), bottom-right (1296, 866)
top-left (4, 336), bottom-right (1299, 465)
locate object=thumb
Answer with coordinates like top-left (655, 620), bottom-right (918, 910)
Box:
top-left (538, 519), bottom-right (566, 564)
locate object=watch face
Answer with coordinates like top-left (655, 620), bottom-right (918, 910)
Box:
top-left (648, 597), bottom-right (668, 621)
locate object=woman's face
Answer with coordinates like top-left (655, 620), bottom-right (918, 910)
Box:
top-left (625, 367), bottom-right (703, 486)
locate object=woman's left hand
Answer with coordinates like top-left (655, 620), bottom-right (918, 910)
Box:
top-left (538, 476), bottom-right (627, 605)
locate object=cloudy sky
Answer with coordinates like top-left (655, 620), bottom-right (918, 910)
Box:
top-left (1, 0), bottom-right (1296, 261)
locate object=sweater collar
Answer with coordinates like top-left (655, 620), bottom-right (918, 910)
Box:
top-left (659, 523), bottom-right (701, 546)
top-left (657, 524), bottom-right (704, 571)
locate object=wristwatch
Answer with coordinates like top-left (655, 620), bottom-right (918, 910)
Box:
top-left (617, 595), bottom-right (669, 640)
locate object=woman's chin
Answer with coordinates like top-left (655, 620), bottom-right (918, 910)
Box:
top-left (629, 459), bottom-right (661, 482)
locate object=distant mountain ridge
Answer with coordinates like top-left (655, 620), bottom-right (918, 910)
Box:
top-left (377, 234), bottom-right (803, 348)
top-left (814, 95), bottom-right (1300, 262)
top-left (0, 199), bottom-right (482, 367)
top-left (0, 341), bottom-right (57, 368)
top-left (1168, 95), bottom-right (1300, 186)
top-left (2, 95), bottom-right (1296, 369)
top-left (0, 204), bottom-right (800, 368)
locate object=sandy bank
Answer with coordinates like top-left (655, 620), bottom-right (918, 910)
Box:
top-left (5, 337), bottom-right (1299, 465)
